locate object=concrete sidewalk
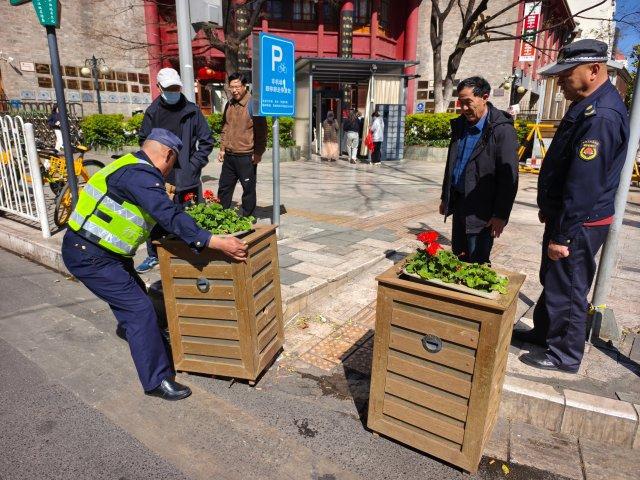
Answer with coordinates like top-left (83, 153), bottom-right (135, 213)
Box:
top-left (1, 156), bottom-right (639, 455)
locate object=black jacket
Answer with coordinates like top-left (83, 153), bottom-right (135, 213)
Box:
top-left (537, 81), bottom-right (629, 245)
top-left (139, 95), bottom-right (213, 191)
top-left (441, 103), bottom-right (519, 233)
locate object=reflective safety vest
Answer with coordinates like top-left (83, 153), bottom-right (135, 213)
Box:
top-left (68, 154), bottom-right (157, 257)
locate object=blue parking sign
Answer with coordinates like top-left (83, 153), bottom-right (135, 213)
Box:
top-left (255, 33), bottom-right (295, 117)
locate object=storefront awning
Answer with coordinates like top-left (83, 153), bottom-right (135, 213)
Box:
top-left (295, 57), bottom-right (418, 84)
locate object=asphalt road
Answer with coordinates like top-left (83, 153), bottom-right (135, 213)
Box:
top-left (0, 248), bottom-right (568, 480)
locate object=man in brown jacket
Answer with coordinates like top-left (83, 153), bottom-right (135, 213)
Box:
top-left (217, 72), bottom-right (268, 217)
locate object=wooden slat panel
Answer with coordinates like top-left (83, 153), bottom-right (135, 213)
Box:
top-left (175, 302), bottom-right (238, 320)
top-left (172, 283), bottom-right (234, 300)
top-left (255, 286), bottom-right (275, 314)
top-left (178, 318), bottom-right (239, 340)
top-left (178, 357), bottom-right (248, 379)
top-left (251, 247), bottom-right (273, 276)
top-left (387, 351), bottom-right (472, 398)
top-left (367, 286), bottom-right (399, 433)
top-left (383, 395), bottom-right (465, 444)
top-left (170, 263), bottom-right (234, 279)
top-left (252, 266), bottom-right (274, 295)
top-left (157, 247), bottom-right (185, 366)
top-left (389, 326), bottom-right (476, 374)
top-left (374, 417), bottom-right (467, 467)
top-left (385, 373), bottom-right (468, 422)
top-left (257, 318), bottom-right (278, 351)
top-left (391, 307), bottom-right (479, 348)
top-left (181, 337), bottom-right (241, 359)
top-left (258, 333), bottom-right (282, 371)
top-left (249, 235), bottom-right (272, 258)
top-left (256, 303), bottom-right (277, 333)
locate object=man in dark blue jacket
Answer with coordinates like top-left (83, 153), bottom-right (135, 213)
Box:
top-left (439, 77), bottom-right (519, 264)
top-left (136, 68), bottom-right (214, 273)
top-left (514, 40), bottom-right (630, 373)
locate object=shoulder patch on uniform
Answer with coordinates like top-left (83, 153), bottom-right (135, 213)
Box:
top-left (579, 140), bottom-right (599, 161)
top-left (584, 104), bottom-right (596, 117)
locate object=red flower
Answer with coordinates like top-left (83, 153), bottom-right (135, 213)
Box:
top-left (183, 192), bottom-right (195, 202)
top-left (417, 231), bottom-right (439, 244)
top-left (426, 242), bottom-right (442, 256)
top-left (203, 189), bottom-right (219, 203)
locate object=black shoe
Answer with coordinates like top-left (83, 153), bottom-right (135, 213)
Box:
top-left (115, 325), bottom-right (127, 341)
top-left (145, 378), bottom-right (192, 401)
top-left (512, 327), bottom-right (546, 347)
top-left (519, 351), bottom-right (578, 374)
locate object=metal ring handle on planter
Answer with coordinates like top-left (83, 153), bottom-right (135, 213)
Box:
top-left (196, 277), bottom-right (210, 293)
top-left (421, 334), bottom-right (443, 353)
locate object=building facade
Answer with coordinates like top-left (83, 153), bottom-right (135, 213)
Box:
top-left (414, 0), bottom-right (576, 119)
top-left (144, 0), bottom-right (422, 114)
top-left (0, 1), bottom-right (152, 116)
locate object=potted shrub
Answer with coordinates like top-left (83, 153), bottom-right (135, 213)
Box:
top-left (155, 191), bottom-right (283, 384)
top-left (367, 231), bottom-right (525, 473)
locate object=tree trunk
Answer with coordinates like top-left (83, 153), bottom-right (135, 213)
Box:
top-left (430, 7), bottom-right (446, 113)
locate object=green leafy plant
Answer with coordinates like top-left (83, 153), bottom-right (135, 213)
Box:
top-left (184, 190), bottom-right (254, 235)
top-left (404, 113), bottom-right (457, 146)
top-left (404, 231), bottom-right (508, 294)
top-left (80, 114), bottom-right (126, 149)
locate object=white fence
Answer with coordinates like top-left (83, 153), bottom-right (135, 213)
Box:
top-left (0, 115), bottom-right (50, 238)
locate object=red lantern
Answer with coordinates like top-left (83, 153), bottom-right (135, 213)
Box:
top-left (197, 67), bottom-right (216, 80)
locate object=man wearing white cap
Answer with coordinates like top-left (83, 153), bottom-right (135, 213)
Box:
top-left (136, 67), bottom-right (214, 273)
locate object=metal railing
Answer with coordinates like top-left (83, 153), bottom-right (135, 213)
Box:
top-left (0, 115), bottom-right (51, 238)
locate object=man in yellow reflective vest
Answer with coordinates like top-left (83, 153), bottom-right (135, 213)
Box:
top-left (62, 128), bottom-right (247, 400)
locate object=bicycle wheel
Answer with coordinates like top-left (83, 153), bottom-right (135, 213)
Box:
top-left (49, 180), bottom-right (65, 196)
top-left (54, 184), bottom-right (74, 227)
top-left (78, 159), bottom-right (105, 183)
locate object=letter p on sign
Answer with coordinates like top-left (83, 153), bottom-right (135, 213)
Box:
top-left (271, 45), bottom-right (283, 71)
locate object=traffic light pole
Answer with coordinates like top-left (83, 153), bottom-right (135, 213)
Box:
top-left (46, 25), bottom-right (79, 205)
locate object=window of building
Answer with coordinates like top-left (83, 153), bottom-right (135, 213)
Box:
top-left (267, 0), bottom-right (286, 20)
top-left (355, 0), bottom-right (370, 25)
top-left (293, 0), bottom-right (316, 21)
top-left (379, 0), bottom-right (390, 30)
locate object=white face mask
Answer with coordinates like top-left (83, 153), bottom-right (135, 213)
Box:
top-left (161, 90), bottom-right (181, 104)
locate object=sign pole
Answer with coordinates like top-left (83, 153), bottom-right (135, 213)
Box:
top-left (175, 0), bottom-right (195, 102)
top-left (272, 117), bottom-right (280, 229)
top-left (46, 25), bottom-right (79, 205)
top-left (589, 71), bottom-right (640, 342)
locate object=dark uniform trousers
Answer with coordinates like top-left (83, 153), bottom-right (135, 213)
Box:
top-left (62, 230), bottom-right (173, 391)
top-left (217, 152), bottom-right (257, 217)
top-left (533, 223), bottom-right (609, 370)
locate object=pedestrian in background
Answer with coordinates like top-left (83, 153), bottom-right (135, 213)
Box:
top-left (217, 72), bottom-right (268, 217)
top-left (135, 67), bottom-right (213, 274)
top-left (322, 111), bottom-right (339, 161)
top-left (47, 105), bottom-right (63, 151)
top-left (514, 40), bottom-right (629, 373)
top-left (439, 76), bottom-right (519, 265)
top-left (370, 108), bottom-right (384, 165)
top-left (344, 110), bottom-right (360, 164)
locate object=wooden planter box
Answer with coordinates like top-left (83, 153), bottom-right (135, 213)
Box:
top-left (156, 225), bottom-right (284, 384)
top-left (367, 263), bottom-right (525, 473)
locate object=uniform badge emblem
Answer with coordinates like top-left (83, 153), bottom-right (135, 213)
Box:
top-left (579, 140), bottom-right (599, 161)
top-left (584, 104), bottom-right (596, 117)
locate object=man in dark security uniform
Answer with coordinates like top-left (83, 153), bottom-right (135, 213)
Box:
top-left (514, 40), bottom-right (629, 373)
top-left (62, 128), bottom-right (248, 400)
